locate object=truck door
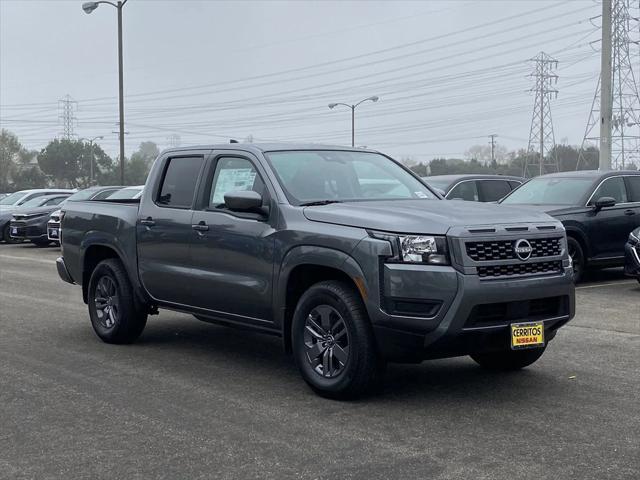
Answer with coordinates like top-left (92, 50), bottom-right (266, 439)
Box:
top-left (188, 153), bottom-right (276, 325)
top-left (137, 152), bottom-right (206, 305)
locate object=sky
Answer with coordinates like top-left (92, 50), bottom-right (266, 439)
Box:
top-left (1, 0), bottom-right (635, 163)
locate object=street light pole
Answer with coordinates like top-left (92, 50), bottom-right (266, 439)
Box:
top-left (328, 96), bottom-right (379, 147)
top-left (79, 135), bottom-right (104, 185)
top-left (82, 0), bottom-right (128, 185)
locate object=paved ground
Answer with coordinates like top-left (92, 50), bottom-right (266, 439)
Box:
top-left (0, 243), bottom-right (638, 480)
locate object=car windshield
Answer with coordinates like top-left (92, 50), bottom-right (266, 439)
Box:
top-left (265, 150), bottom-right (436, 205)
top-left (0, 191), bottom-right (27, 205)
top-left (105, 187), bottom-right (142, 200)
top-left (18, 196), bottom-right (53, 208)
top-left (423, 178), bottom-right (452, 190)
top-left (501, 177), bottom-right (594, 205)
top-left (65, 188), bottom-right (100, 201)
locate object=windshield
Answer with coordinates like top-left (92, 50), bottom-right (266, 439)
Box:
top-left (105, 187), bottom-right (142, 200)
top-left (18, 196), bottom-right (53, 208)
top-left (265, 151), bottom-right (436, 205)
top-left (501, 177), bottom-right (593, 205)
top-left (423, 178), bottom-right (452, 190)
top-left (0, 191), bottom-right (27, 205)
top-left (65, 188), bottom-right (100, 202)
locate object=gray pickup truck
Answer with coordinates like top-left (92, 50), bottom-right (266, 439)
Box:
top-left (57, 144), bottom-right (575, 398)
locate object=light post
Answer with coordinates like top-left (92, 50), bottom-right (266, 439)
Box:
top-left (79, 135), bottom-right (104, 185)
top-left (328, 96), bottom-right (379, 147)
top-left (82, 0), bottom-right (127, 185)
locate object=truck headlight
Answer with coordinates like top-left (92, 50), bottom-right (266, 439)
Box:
top-left (370, 232), bottom-right (450, 265)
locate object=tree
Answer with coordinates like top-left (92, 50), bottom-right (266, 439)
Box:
top-left (125, 141), bottom-right (159, 185)
top-left (11, 165), bottom-right (48, 190)
top-left (0, 129), bottom-right (21, 191)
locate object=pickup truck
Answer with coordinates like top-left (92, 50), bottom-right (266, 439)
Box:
top-left (57, 144), bottom-right (575, 398)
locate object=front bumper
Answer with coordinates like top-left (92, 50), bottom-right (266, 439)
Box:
top-left (9, 219), bottom-right (47, 241)
top-left (360, 224), bottom-right (575, 362)
top-left (624, 241), bottom-right (640, 278)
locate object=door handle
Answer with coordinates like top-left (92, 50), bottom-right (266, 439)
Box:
top-left (624, 209), bottom-right (636, 216)
top-left (192, 222), bottom-right (209, 232)
top-left (140, 217), bottom-right (155, 227)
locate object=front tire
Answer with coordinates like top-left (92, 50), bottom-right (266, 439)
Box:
top-left (88, 258), bottom-right (147, 344)
top-left (292, 280), bottom-right (383, 399)
top-left (567, 236), bottom-right (585, 283)
top-left (470, 346), bottom-right (546, 371)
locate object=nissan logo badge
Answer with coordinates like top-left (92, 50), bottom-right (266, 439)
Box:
top-left (514, 239), bottom-right (533, 261)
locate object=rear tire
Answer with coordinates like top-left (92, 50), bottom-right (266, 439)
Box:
top-left (470, 346), bottom-right (546, 371)
top-left (292, 280), bottom-right (384, 399)
top-left (88, 258), bottom-right (147, 344)
top-left (567, 236), bottom-right (585, 283)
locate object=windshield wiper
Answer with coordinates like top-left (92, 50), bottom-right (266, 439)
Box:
top-left (299, 200), bottom-right (343, 207)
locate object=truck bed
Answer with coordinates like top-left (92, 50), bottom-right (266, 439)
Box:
top-left (61, 200), bottom-right (140, 288)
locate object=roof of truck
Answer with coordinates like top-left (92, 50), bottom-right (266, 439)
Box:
top-left (160, 144), bottom-right (377, 155)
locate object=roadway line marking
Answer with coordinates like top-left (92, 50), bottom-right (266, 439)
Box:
top-left (0, 254), bottom-right (56, 266)
top-left (576, 280), bottom-right (637, 289)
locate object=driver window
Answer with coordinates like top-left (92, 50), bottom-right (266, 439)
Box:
top-left (590, 177), bottom-right (627, 205)
top-left (448, 181), bottom-right (479, 201)
top-left (209, 157), bottom-right (265, 208)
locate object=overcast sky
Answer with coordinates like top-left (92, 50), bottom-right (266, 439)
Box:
top-left (0, 0), bottom-right (626, 162)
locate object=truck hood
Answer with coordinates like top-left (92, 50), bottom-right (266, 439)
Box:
top-left (303, 200), bottom-right (556, 234)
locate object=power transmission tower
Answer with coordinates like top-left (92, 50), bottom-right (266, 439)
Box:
top-left (166, 134), bottom-right (181, 147)
top-left (524, 52), bottom-right (560, 177)
top-left (577, 0), bottom-right (640, 170)
top-left (58, 94), bottom-right (77, 140)
top-left (488, 134), bottom-right (498, 167)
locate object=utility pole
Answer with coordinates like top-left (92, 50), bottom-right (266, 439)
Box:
top-left (328, 96), bottom-right (379, 147)
top-left (524, 52), bottom-right (560, 177)
top-left (488, 134), bottom-right (498, 167)
top-left (600, 0), bottom-right (613, 170)
top-left (58, 95), bottom-right (77, 140)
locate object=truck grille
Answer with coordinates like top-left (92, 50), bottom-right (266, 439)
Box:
top-left (477, 260), bottom-right (563, 278)
top-left (466, 296), bottom-right (569, 327)
top-left (466, 237), bottom-right (562, 261)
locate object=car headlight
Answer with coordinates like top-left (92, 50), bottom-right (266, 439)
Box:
top-left (370, 232), bottom-right (450, 265)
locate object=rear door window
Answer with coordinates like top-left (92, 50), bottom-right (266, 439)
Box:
top-left (448, 181), bottom-right (479, 201)
top-left (157, 156), bottom-right (204, 208)
top-left (478, 180), bottom-right (512, 202)
top-left (624, 176), bottom-right (640, 202)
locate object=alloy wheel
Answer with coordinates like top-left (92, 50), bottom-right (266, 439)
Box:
top-left (303, 305), bottom-right (350, 378)
top-left (94, 275), bottom-right (119, 329)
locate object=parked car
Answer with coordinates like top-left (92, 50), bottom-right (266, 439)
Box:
top-left (423, 174), bottom-right (524, 202)
top-left (57, 145), bottom-right (574, 399)
top-left (624, 227), bottom-right (640, 283)
top-left (500, 170), bottom-right (640, 282)
top-left (9, 194), bottom-right (73, 245)
top-left (103, 185), bottom-right (144, 200)
top-left (46, 186), bottom-right (124, 243)
top-left (0, 188), bottom-right (75, 243)
top-left (0, 193), bottom-right (9, 200)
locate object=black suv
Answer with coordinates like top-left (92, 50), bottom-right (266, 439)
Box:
top-left (423, 174), bottom-right (524, 202)
top-left (500, 170), bottom-right (640, 282)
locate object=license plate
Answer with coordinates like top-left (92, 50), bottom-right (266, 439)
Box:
top-left (511, 321), bottom-right (545, 350)
top-left (11, 227), bottom-right (18, 235)
top-left (49, 228), bottom-right (58, 238)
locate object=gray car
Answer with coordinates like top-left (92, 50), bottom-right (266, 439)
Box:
top-left (57, 144), bottom-right (575, 398)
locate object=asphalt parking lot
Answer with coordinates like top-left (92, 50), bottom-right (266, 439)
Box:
top-left (0, 243), bottom-right (638, 480)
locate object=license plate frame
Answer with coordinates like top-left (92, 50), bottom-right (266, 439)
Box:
top-left (11, 227), bottom-right (18, 236)
top-left (510, 321), bottom-right (545, 350)
top-left (49, 228), bottom-right (59, 238)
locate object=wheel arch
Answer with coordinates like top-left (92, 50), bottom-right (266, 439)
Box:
top-left (275, 246), bottom-right (369, 353)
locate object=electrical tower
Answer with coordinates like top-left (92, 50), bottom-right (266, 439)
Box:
top-left (166, 134), bottom-right (181, 147)
top-left (577, 0), bottom-right (640, 170)
top-left (524, 52), bottom-right (560, 177)
top-left (58, 94), bottom-right (77, 140)
top-left (488, 134), bottom-right (498, 167)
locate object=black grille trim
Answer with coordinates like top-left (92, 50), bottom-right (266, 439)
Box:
top-left (466, 237), bottom-right (562, 262)
top-left (477, 260), bottom-right (563, 278)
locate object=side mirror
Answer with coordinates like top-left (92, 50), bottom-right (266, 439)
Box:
top-left (224, 190), bottom-right (263, 212)
top-left (594, 196), bottom-right (616, 211)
